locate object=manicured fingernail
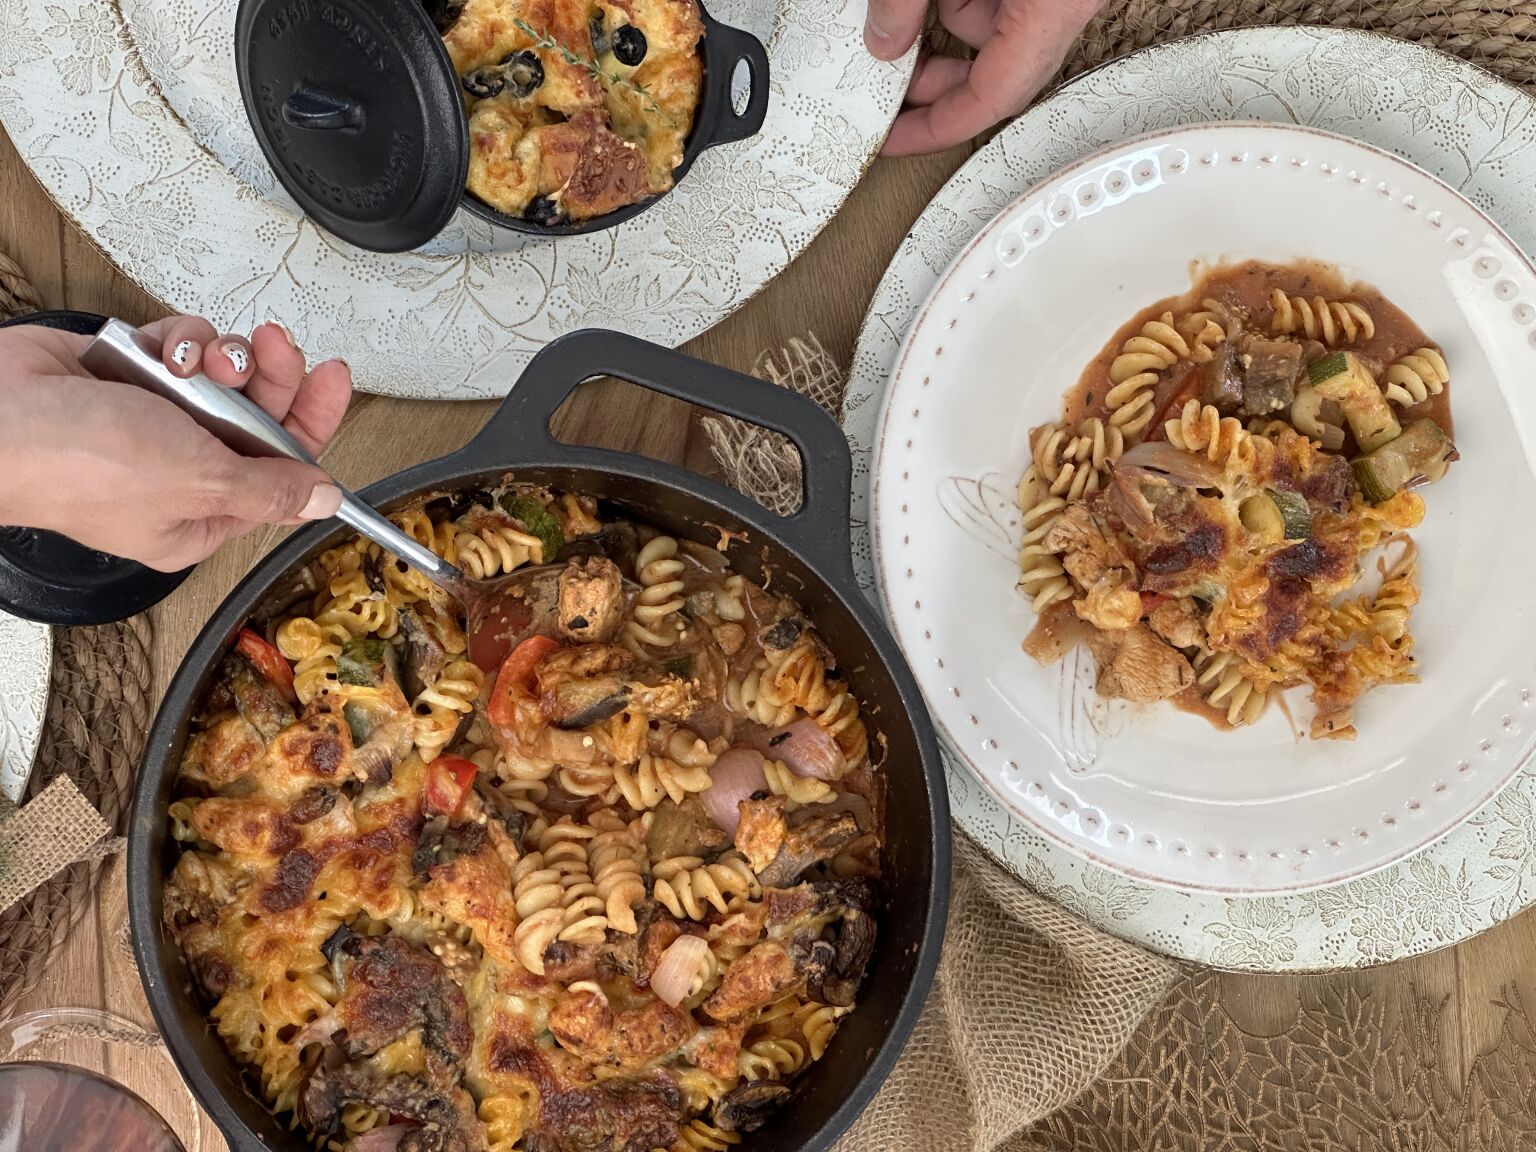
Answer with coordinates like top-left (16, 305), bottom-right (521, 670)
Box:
top-left (170, 339), bottom-right (198, 369)
top-left (300, 483), bottom-right (343, 521)
top-left (266, 319), bottom-right (297, 348)
top-left (221, 341), bottom-right (250, 374)
top-left (865, 15), bottom-right (887, 41)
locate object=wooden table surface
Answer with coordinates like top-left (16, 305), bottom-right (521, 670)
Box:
top-left (5, 112), bottom-right (1536, 1147)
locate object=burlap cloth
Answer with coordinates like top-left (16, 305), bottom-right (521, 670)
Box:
top-left (0, 256), bottom-right (154, 1017)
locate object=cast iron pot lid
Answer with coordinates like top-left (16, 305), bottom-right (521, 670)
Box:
top-left (0, 311), bottom-right (193, 625)
top-left (234, 0), bottom-right (469, 253)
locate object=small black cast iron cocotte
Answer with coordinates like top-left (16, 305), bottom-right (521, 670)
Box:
top-left (127, 330), bottom-right (951, 1151)
top-left (234, 0), bottom-right (770, 250)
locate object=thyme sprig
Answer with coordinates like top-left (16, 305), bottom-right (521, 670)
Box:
top-left (512, 17), bottom-right (676, 126)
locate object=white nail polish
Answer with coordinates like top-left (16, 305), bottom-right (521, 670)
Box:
top-left (224, 343), bottom-right (250, 374)
top-left (171, 340), bottom-right (195, 367)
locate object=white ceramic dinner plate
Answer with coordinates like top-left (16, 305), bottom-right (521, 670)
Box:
top-left (871, 121), bottom-right (1536, 895)
top-left (0, 611), bottom-right (51, 804)
top-left (0, 0), bottom-right (912, 398)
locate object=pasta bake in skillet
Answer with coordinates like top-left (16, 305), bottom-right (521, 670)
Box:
top-left (163, 485), bottom-right (884, 1152)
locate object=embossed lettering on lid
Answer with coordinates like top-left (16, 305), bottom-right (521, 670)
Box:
top-left (234, 0), bottom-right (469, 252)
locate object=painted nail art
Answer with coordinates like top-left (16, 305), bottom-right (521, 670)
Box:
top-left (223, 342), bottom-right (250, 374)
top-left (171, 340), bottom-right (196, 368)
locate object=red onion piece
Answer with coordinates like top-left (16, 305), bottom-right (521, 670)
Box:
top-left (352, 1127), bottom-right (412, 1152)
top-left (651, 933), bottom-right (711, 1007)
top-left (700, 748), bottom-right (768, 836)
top-left (750, 719), bottom-right (843, 781)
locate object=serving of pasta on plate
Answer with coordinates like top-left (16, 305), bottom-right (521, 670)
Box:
top-left (162, 486), bottom-right (882, 1152)
top-left (1017, 260), bottom-right (1458, 740)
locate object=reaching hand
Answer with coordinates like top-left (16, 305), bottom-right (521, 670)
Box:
top-left (0, 316), bottom-right (353, 572)
top-left (866, 0), bottom-right (1103, 156)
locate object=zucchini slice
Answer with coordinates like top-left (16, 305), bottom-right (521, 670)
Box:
top-left (1240, 489), bottom-right (1312, 542)
top-left (1308, 351), bottom-right (1401, 452)
top-left (1350, 418), bottom-right (1457, 503)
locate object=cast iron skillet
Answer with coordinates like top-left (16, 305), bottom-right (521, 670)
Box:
top-left (128, 330), bottom-right (950, 1152)
top-left (461, 2), bottom-right (771, 237)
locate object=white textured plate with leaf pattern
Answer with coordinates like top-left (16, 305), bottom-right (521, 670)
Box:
top-left (845, 27), bottom-right (1536, 969)
top-left (0, 612), bottom-right (50, 805)
top-left (0, 0), bottom-right (912, 398)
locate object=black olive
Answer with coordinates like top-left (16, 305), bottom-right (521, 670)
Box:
top-left (527, 196), bottom-right (564, 226)
top-left (461, 67), bottom-right (505, 99)
top-left (425, 0), bottom-right (465, 34)
top-left (612, 24), bottom-right (647, 66)
top-left (589, 13), bottom-right (611, 57)
top-left (499, 49), bottom-right (544, 99)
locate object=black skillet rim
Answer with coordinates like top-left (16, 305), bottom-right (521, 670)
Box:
top-left (126, 330), bottom-right (950, 1152)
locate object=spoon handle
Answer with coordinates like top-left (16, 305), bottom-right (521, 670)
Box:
top-left (79, 319), bottom-right (464, 587)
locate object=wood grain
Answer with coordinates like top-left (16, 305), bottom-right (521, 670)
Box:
top-left (4, 111), bottom-right (1535, 1150)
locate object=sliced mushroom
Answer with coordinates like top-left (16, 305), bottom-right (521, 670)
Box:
top-left (714, 1082), bottom-right (792, 1133)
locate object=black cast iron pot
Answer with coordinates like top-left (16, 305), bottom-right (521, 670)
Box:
top-left (235, 0), bottom-right (771, 251)
top-left (127, 330), bottom-right (951, 1151)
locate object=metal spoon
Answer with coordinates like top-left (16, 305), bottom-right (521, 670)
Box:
top-left (77, 319), bottom-right (589, 668)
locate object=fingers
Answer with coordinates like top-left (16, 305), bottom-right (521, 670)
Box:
top-left (905, 54), bottom-right (973, 106)
top-left (864, 0), bottom-right (926, 61)
top-left (937, 0), bottom-right (999, 50)
top-left (284, 359), bottom-right (353, 457)
top-left (198, 448), bottom-right (342, 527)
top-left (244, 322), bottom-right (310, 421)
top-left (886, 0), bottom-right (1103, 155)
top-left (153, 316), bottom-right (219, 378)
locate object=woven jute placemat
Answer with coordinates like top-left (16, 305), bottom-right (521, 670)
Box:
top-left (0, 259), bottom-right (154, 1018)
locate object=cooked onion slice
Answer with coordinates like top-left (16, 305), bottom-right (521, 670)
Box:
top-left (292, 1010), bottom-right (342, 1050)
top-left (751, 718), bottom-right (843, 781)
top-left (700, 748), bottom-right (768, 835)
top-left (651, 933), bottom-right (710, 1007)
top-left (1117, 440), bottom-right (1225, 488)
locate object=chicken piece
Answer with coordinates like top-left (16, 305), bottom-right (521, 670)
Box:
top-left (734, 796), bottom-right (788, 874)
top-left (328, 936), bottom-right (474, 1077)
top-left (558, 556), bottom-right (627, 643)
top-left (1147, 598), bottom-right (1204, 649)
top-left (702, 940), bottom-right (801, 1022)
top-left (178, 712), bottom-right (265, 791)
top-left (1086, 624), bottom-right (1194, 702)
top-left (1075, 578), bottom-right (1142, 631)
top-left (1043, 504), bottom-right (1133, 590)
top-left (626, 674), bottom-right (698, 722)
top-left (419, 833), bottom-right (521, 970)
top-left (399, 607), bottom-right (450, 698)
top-left (547, 984), bottom-right (696, 1071)
top-left (756, 811), bottom-right (861, 888)
top-left (682, 1021), bottom-right (750, 1081)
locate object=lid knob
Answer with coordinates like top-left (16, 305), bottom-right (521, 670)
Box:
top-left (282, 88), bottom-right (365, 132)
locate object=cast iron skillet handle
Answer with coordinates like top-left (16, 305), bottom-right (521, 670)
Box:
top-left (469, 330), bottom-right (855, 578)
top-left (703, 19), bottom-right (770, 146)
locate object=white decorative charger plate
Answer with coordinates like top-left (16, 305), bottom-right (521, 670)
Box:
top-left (0, 0), bottom-right (912, 398)
top-left (846, 27), bottom-right (1536, 969)
top-left (874, 119), bottom-right (1536, 894)
top-left (0, 612), bottom-right (50, 804)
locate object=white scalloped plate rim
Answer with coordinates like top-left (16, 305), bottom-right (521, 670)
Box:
top-left (846, 26), bottom-right (1536, 969)
top-left (0, 0), bottom-right (913, 398)
top-left (0, 612), bottom-right (51, 805)
top-left (874, 118), bottom-right (1536, 896)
